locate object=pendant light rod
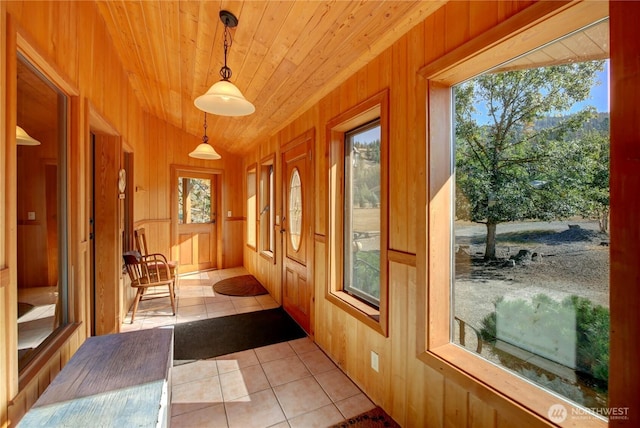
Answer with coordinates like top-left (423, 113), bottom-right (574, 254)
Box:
top-left (194, 10), bottom-right (255, 116)
top-left (219, 10), bottom-right (237, 81)
top-left (202, 111), bottom-right (208, 144)
top-left (189, 112), bottom-right (221, 160)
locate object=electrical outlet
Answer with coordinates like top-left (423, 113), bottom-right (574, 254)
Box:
top-left (371, 351), bottom-right (379, 372)
top-left (27, 211), bottom-right (36, 221)
top-left (227, 210), bottom-right (232, 217)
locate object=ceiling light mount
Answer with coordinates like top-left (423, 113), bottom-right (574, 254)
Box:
top-left (219, 10), bottom-right (238, 29)
top-left (194, 10), bottom-right (255, 117)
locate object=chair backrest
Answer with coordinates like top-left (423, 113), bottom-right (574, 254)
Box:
top-left (134, 228), bottom-right (149, 256)
top-left (123, 251), bottom-right (144, 283)
top-left (123, 250), bottom-right (172, 286)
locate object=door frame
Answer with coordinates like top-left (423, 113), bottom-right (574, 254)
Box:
top-left (281, 129), bottom-right (315, 336)
top-left (170, 165), bottom-right (223, 271)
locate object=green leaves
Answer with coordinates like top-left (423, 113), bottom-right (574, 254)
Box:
top-left (480, 294), bottom-right (609, 385)
top-left (454, 61), bottom-right (608, 258)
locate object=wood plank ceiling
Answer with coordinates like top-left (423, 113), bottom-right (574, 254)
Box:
top-left (91, 0), bottom-right (446, 154)
top-left (94, 0), bottom-right (447, 155)
top-left (16, 3), bottom-right (608, 153)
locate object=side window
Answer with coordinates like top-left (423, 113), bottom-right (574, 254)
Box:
top-left (344, 121), bottom-right (381, 308)
top-left (246, 164), bottom-right (257, 249)
top-left (327, 89), bottom-right (389, 336)
top-left (259, 155), bottom-right (275, 260)
top-left (122, 151), bottom-right (134, 252)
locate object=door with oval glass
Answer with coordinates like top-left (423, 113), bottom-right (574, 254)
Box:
top-left (282, 133), bottom-right (314, 334)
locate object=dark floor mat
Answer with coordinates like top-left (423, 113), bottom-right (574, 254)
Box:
top-left (173, 307), bottom-right (306, 360)
top-left (212, 275), bottom-right (268, 296)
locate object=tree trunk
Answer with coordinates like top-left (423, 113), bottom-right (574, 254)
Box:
top-left (599, 209), bottom-right (609, 233)
top-left (485, 222), bottom-right (497, 260)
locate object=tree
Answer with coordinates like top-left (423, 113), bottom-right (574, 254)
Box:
top-left (455, 61), bottom-right (605, 259)
top-left (577, 129), bottom-right (610, 233)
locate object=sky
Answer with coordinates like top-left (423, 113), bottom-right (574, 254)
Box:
top-left (470, 59), bottom-right (610, 125)
top-left (574, 59), bottom-right (610, 113)
top-left (353, 59), bottom-right (610, 143)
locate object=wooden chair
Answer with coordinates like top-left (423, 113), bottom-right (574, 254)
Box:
top-left (134, 228), bottom-right (179, 291)
top-left (123, 251), bottom-right (176, 323)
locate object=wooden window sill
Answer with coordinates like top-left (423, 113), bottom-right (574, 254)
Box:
top-left (420, 344), bottom-right (607, 427)
top-left (326, 290), bottom-right (383, 336)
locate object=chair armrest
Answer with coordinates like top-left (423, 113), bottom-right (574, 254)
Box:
top-left (140, 255), bottom-right (172, 280)
top-left (142, 253), bottom-right (169, 263)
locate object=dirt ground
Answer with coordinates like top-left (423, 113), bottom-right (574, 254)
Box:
top-left (351, 211), bottom-right (611, 330)
top-left (454, 220), bottom-right (610, 329)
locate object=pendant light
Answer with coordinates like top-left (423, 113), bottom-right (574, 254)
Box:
top-left (189, 112), bottom-right (221, 160)
top-left (194, 10), bottom-right (255, 116)
top-left (16, 126), bottom-right (41, 146)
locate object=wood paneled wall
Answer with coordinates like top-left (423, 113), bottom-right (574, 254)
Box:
top-left (135, 113), bottom-right (244, 269)
top-left (1, 0), bottom-right (638, 427)
top-left (1, 1), bottom-right (240, 425)
top-left (1, 0), bottom-right (143, 423)
top-left (242, 1), bottom-right (636, 427)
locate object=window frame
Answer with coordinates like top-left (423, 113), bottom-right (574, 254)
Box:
top-left (177, 174), bottom-right (214, 225)
top-left (343, 119), bottom-right (382, 308)
top-left (326, 89), bottom-right (389, 337)
top-left (259, 154), bottom-right (276, 262)
top-left (417, 2), bottom-right (609, 427)
top-left (246, 163), bottom-right (257, 251)
top-left (13, 35), bottom-right (82, 392)
top-left (122, 150), bottom-right (134, 252)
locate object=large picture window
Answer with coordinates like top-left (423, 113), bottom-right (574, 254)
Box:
top-left (453, 40), bottom-right (609, 410)
top-left (422, 4), bottom-right (610, 426)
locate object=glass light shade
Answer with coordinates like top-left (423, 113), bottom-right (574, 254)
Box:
top-left (194, 80), bottom-right (255, 116)
top-left (16, 126), bottom-right (41, 146)
top-left (189, 142), bottom-right (221, 160)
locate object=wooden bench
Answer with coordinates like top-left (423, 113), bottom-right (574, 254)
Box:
top-left (18, 328), bottom-right (173, 428)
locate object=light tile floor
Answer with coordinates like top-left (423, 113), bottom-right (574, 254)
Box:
top-left (121, 267), bottom-right (375, 428)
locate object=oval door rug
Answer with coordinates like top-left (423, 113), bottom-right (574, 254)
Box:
top-left (213, 274), bottom-right (268, 296)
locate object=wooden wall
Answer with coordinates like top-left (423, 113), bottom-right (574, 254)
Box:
top-left (135, 113), bottom-right (244, 270)
top-left (1, 0), bottom-right (145, 422)
top-left (243, 1), bottom-right (637, 427)
top-left (1, 0), bottom-right (638, 427)
top-left (1, 1), bottom-right (244, 425)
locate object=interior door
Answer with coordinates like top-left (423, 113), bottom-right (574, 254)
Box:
top-left (92, 133), bottom-right (122, 335)
top-left (174, 171), bottom-right (217, 273)
top-left (282, 134), bottom-right (314, 334)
